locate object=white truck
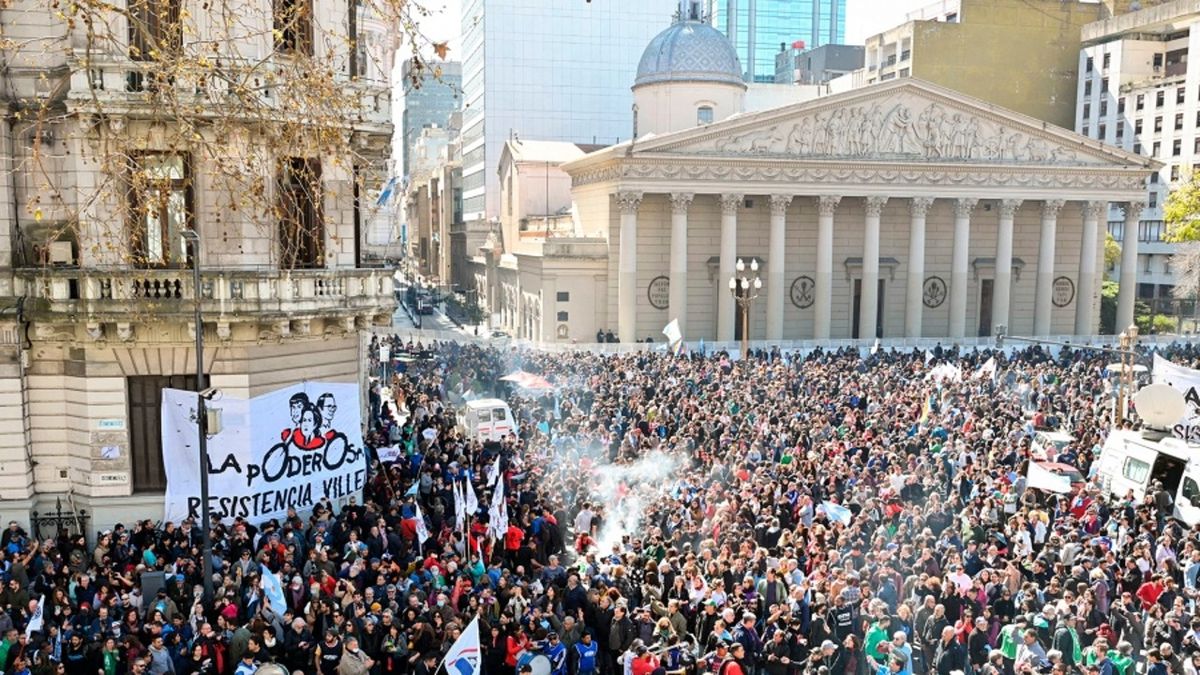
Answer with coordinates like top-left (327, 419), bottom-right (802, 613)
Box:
top-left (1095, 384), bottom-right (1200, 526)
top-left (456, 398), bottom-right (516, 442)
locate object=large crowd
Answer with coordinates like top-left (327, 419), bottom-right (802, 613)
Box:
top-left (2, 333), bottom-right (1200, 675)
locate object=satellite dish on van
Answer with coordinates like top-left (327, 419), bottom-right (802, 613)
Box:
top-left (1133, 383), bottom-right (1187, 429)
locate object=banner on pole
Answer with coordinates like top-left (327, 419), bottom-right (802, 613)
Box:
top-left (162, 382), bottom-right (366, 525)
top-left (1153, 354), bottom-right (1200, 441)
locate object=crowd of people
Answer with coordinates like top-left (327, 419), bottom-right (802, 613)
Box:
top-left (2, 333), bottom-right (1200, 675)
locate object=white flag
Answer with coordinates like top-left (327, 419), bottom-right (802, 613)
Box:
top-left (455, 481), bottom-right (467, 531)
top-left (465, 478), bottom-right (480, 516)
top-left (442, 616), bottom-right (483, 675)
top-left (974, 357), bottom-right (997, 381)
top-left (870, 339), bottom-right (880, 356)
top-left (1027, 462), bottom-right (1072, 494)
top-left (662, 319), bottom-right (682, 346)
top-left (25, 595), bottom-right (44, 638)
top-left (413, 501), bottom-right (431, 545)
top-left (488, 479), bottom-right (508, 539)
top-left (924, 349), bottom-right (934, 365)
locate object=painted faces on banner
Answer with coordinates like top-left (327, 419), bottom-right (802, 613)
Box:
top-left (162, 383), bottom-right (366, 525)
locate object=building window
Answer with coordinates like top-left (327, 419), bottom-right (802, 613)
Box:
top-left (1100, 100), bottom-right (1108, 117)
top-left (1155, 116), bottom-right (1164, 132)
top-left (1157, 90), bottom-right (1165, 107)
top-left (1194, 137), bottom-right (1200, 154)
top-left (697, 106), bottom-right (714, 125)
top-left (128, 375), bottom-right (198, 493)
top-left (1135, 119), bottom-right (1143, 134)
top-left (1150, 191), bottom-right (1159, 208)
top-left (1177, 113), bottom-right (1185, 130)
top-left (1086, 56), bottom-right (1094, 73)
top-left (1153, 141), bottom-right (1162, 155)
top-left (1134, 142), bottom-right (1143, 154)
top-left (898, 67), bottom-right (910, 78)
top-left (1119, 97), bottom-right (1126, 113)
top-left (128, 153), bottom-right (192, 267)
top-left (1155, 53), bottom-right (1164, 69)
top-left (127, 0), bottom-right (182, 61)
top-left (632, 104), bottom-right (638, 138)
top-left (1137, 94), bottom-right (1146, 111)
top-left (274, 0), bottom-right (314, 55)
top-left (1180, 87), bottom-right (1188, 104)
top-left (1174, 139), bottom-right (1182, 156)
top-left (1173, 165), bottom-right (1181, 181)
top-left (1145, 255), bottom-right (1154, 274)
top-left (1102, 78), bottom-right (1109, 93)
top-left (1081, 125), bottom-right (1089, 137)
top-left (278, 158), bottom-right (324, 269)
top-left (1103, 53), bottom-right (1111, 70)
top-left (1116, 122), bottom-right (1125, 140)
top-left (1098, 123), bottom-right (1106, 139)
top-left (1151, 172), bottom-right (1160, 184)
top-left (556, 291), bottom-right (569, 302)
top-left (1084, 80), bottom-right (1092, 97)
top-left (556, 311), bottom-right (568, 321)
top-left (1083, 103), bottom-right (1090, 119)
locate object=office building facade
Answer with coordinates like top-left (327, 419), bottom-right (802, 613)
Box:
top-left (399, 60), bottom-right (462, 179)
top-left (1076, 0), bottom-right (1200, 311)
top-left (709, 0), bottom-right (846, 83)
top-left (459, 0), bottom-right (682, 226)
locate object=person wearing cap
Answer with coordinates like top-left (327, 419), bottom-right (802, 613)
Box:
top-left (544, 632), bottom-right (568, 675)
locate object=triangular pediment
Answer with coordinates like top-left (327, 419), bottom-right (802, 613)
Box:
top-left (633, 79), bottom-right (1154, 170)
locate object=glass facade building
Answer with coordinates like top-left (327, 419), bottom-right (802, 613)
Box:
top-left (709, 0), bottom-right (846, 83)
top-left (459, 0), bottom-right (679, 222)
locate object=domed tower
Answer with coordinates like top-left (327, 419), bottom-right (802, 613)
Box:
top-left (632, 0), bottom-right (746, 137)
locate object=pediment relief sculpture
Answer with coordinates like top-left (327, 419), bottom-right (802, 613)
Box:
top-left (669, 96), bottom-right (1089, 165)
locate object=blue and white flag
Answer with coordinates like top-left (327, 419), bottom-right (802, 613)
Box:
top-left (821, 501), bottom-right (853, 526)
top-left (376, 176), bottom-right (398, 207)
top-left (260, 564), bottom-right (286, 611)
top-left (414, 500), bottom-right (431, 546)
top-left (25, 595), bottom-right (44, 638)
top-left (443, 616), bottom-right (482, 675)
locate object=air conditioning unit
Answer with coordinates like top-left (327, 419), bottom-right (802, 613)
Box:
top-left (48, 241), bottom-right (75, 266)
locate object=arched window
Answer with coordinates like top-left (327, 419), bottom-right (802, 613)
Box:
top-left (697, 106), bottom-right (714, 125)
top-left (632, 104), bottom-right (639, 138)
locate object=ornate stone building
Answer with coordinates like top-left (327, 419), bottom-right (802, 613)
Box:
top-left (0, 0), bottom-right (396, 530)
top-left (566, 76), bottom-right (1157, 343)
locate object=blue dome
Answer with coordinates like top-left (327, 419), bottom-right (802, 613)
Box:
top-left (634, 20), bottom-right (745, 89)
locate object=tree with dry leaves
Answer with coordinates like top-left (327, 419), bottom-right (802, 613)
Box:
top-left (3, 0), bottom-right (451, 327)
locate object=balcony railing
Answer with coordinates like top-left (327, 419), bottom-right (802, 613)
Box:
top-left (14, 267), bottom-right (395, 319)
top-left (67, 53), bottom-right (392, 127)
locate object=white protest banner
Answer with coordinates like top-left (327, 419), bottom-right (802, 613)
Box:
top-left (162, 382), bottom-right (366, 525)
top-left (1152, 354), bottom-right (1200, 441)
top-left (1027, 462), bottom-right (1072, 494)
top-left (376, 446), bottom-right (403, 464)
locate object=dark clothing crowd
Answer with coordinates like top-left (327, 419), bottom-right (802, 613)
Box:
top-left (2, 335), bottom-right (1200, 675)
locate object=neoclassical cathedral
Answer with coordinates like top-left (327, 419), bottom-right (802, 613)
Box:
top-left (481, 5), bottom-right (1156, 345)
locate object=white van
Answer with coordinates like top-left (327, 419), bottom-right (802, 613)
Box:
top-left (1030, 430), bottom-right (1074, 460)
top-left (457, 398), bottom-right (516, 442)
top-left (1096, 429), bottom-right (1200, 526)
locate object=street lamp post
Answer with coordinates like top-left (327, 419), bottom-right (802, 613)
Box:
top-left (180, 229), bottom-right (215, 605)
top-left (1116, 324), bottom-right (1140, 428)
top-left (728, 258), bottom-right (762, 357)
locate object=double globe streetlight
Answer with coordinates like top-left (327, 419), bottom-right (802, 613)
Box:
top-left (728, 257), bottom-right (761, 356)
